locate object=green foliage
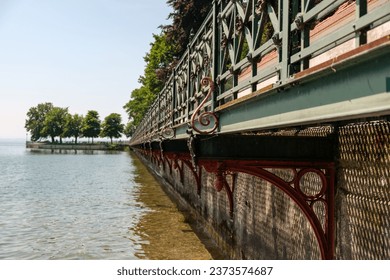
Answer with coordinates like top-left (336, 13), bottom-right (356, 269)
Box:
top-left (25, 103), bottom-right (70, 143)
top-left (41, 107), bottom-right (69, 143)
top-left (63, 114), bottom-right (84, 144)
top-left (82, 110), bottom-right (101, 143)
top-left (164, 0), bottom-right (212, 58)
top-left (25, 102), bottom-right (54, 141)
top-left (100, 113), bottom-right (124, 144)
top-left (123, 87), bottom-right (155, 127)
top-left (141, 33), bottom-right (176, 94)
top-left (123, 121), bottom-right (136, 138)
top-left (124, 33), bottom-right (175, 127)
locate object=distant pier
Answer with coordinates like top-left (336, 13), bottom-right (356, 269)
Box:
top-left (26, 141), bottom-right (129, 151)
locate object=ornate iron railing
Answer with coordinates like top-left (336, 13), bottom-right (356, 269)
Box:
top-left (130, 0), bottom-right (390, 145)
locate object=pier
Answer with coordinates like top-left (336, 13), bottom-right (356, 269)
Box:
top-left (26, 141), bottom-right (129, 151)
top-left (129, 0), bottom-right (390, 259)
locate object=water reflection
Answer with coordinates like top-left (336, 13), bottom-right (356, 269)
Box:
top-left (129, 152), bottom-right (213, 260)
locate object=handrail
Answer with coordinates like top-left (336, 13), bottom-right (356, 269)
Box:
top-left (130, 0), bottom-right (390, 145)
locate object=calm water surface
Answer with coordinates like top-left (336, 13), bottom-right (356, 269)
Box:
top-left (0, 140), bottom-right (212, 260)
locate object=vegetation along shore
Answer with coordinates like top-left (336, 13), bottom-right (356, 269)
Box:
top-left (24, 102), bottom-right (131, 144)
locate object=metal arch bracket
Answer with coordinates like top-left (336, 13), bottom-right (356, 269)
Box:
top-left (132, 146), bottom-right (335, 259)
top-left (158, 137), bottom-right (164, 160)
top-left (187, 131), bottom-right (198, 172)
top-left (171, 154), bottom-right (184, 183)
top-left (203, 161), bottom-right (236, 218)
top-left (158, 127), bottom-right (175, 160)
top-left (182, 158), bottom-right (202, 196)
top-left (164, 152), bottom-right (202, 196)
top-left (199, 159), bottom-right (335, 260)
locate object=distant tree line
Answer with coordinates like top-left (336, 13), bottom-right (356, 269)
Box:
top-left (25, 102), bottom-right (129, 144)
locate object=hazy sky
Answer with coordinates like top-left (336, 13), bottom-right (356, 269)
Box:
top-left (0, 0), bottom-right (171, 139)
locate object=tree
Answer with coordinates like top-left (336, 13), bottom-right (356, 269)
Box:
top-left (124, 122), bottom-right (136, 138)
top-left (140, 33), bottom-right (176, 93)
top-left (123, 33), bottom-right (176, 128)
top-left (41, 107), bottom-right (69, 143)
top-left (82, 110), bottom-right (101, 143)
top-left (25, 102), bottom-right (54, 141)
top-left (123, 87), bottom-right (156, 127)
top-left (100, 113), bottom-right (124, 144)
top-left (164, 0), bottom-right (212, 58)
top-left (63, 113), bottom-right (84, 144)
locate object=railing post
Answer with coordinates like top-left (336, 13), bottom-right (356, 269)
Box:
top-left (232, 5), bottom-right (238, 100)
top-left (251, 0), bottom-right (257, 93)
top-left (218, 1), bottom-right (226, 98)
top-left (212, 0), bottom-right (219, 111)
top-left (158, 91), bottom-right (161, 131)
top-left (289, 0), bottom-right (301, 75)
top-left (280, 0), bottom-right (291, 83)
top-left (356, 0), bottom-right (368, 46)
top-left (300, 0), bottom-right (310, 71)
top-left (171, 70), bottom-right (176, 128)
top-left (186, 50), bottom-right (191, 122)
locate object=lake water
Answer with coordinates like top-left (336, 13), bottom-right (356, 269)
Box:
top-left (0, 140), bottom-right (212, 260)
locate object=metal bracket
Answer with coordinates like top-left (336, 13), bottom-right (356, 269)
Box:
top-left (187, 131), bottom-right (198, 172)
top-left (199, 159), bottom-right (335, 260)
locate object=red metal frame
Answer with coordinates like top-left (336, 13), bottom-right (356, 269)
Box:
top-left (200, 159), bottom-right (335, 260)
top-left (138, 149), bottom-right (335, 260)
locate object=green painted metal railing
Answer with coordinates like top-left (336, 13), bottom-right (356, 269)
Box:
top-left (130, 0), bottom-right (390, 145)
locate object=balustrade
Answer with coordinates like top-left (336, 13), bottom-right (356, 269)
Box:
top-left (130, 0), bottom-right (390, 145)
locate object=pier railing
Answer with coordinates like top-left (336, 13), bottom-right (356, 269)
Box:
top-left (130, 0), bottom-right (390, 145)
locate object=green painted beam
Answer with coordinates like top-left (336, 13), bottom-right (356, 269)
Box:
top-left (218, 49), bottom-right (390, 134)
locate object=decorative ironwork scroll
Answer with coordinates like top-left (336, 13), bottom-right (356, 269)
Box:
top-left (189, 77), bottom-right (219, 135)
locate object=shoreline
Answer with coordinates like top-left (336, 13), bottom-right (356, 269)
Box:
top-left (26, 142), bottom-right (129, 151)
